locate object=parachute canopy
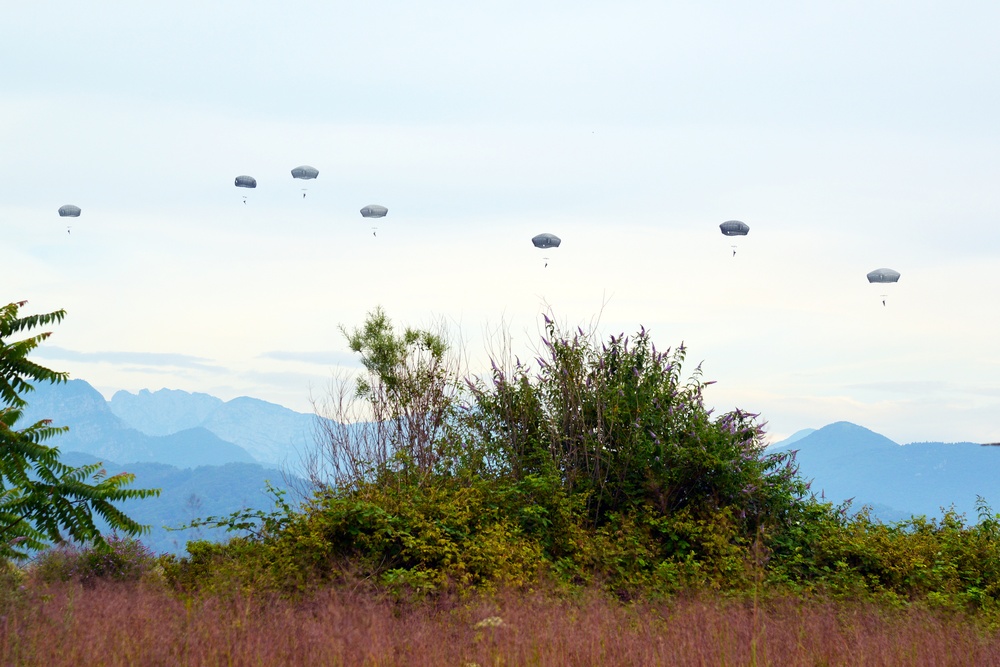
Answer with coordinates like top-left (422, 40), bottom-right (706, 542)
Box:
top-left (720, 220), bottom-right (750, 236)
top-left (58, 205), bottom-right (81, 217)
top-left (867, 268), bottom-right (901, 284)
top-left (360, 205), bottom-right (388, 218)
top-left (291, 165), bottom-right (319, 180)
top-left (235, 175), bottom-right (257, 188)
top-left (532, 233), bottom-right (561, 249)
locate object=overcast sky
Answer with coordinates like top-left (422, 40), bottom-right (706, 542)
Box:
top-left (4, 2), bottom-right (999, 444)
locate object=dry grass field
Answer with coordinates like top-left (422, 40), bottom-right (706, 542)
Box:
top-left (3, 582), bottom-right (999, 666)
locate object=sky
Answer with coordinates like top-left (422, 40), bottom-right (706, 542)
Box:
top-left (4, 2), bottom-right (999, 445)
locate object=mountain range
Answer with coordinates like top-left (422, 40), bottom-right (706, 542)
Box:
top-left (20, 379), bottom-right (316, 470)
top-left (17, 379), bottom-right (320, 555)
top-left (769, 421), bottom-right (1000, 523)
top-left (13, 379), bottom-right (1000, 555)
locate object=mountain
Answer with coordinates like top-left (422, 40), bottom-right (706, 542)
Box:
top-left (197, 396), bottom-right (316, 468)
top-left (775, 421), bottom-right (1000, 522)
top-left (109, 388), bottom-right (223, 436)
top-left (61, 452), bottom-right (304, 556)
top-left (109, 388), bottom-right (317, 468)
top-left (18, 380), bottom-right (256, 468)
top-left (768, 428), bottom-right (817, 449)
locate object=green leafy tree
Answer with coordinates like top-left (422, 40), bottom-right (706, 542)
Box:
top-left (0, 301), bottom-right (159, 562)
top-left (312, 307), bottom-right (460, 490)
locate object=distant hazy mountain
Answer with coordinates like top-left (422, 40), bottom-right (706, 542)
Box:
top-left (61, 452), bottom-right (304, 556)
top-left (109, 388), bottom-right (223, 436)
top-left (109, 388), bottom-right (317, 468)
top-left (197, 396), bottom-right (317, 468)
top-left (774, 421), bottom-right (1000, 522)
top-left (19, 380), bottom-right (256, 468)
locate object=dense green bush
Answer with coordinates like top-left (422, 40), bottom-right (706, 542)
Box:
top-left (766, 498), bottom-right (1000, 613)
top-left (462, 317), bottom-right (807, 531)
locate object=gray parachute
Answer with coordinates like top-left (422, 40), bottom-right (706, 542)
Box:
top-left (58, 205), bottom-right (81, 217)
top-left (235, 175), bottom-right (257, 188)
top-left (291, 165), bottom-right (319, 180)
top-left (719, 220), bottom-right (750, 236)
top-left (532, 233), bottom-right (561, 249)
top-left (360, 205), bottom-right (388, 218)
top-left (866, 268), bottom-right (901, 284)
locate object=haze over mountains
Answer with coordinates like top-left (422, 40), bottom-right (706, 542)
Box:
top-left (19, 379), bottom-right (318, 555)
top-left (16, 379), bottom-right (1000, 554)
top-left (21, 380), bottom-right (316, 470)
top-left (770, 422), bottom-right (1000, 523)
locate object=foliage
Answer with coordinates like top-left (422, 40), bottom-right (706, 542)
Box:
top-left (766, 498), bottom-right (1000, 613)
top-left (30, 534), bottom-right (160, 585)
top-left (0, 558), bottom-right (26, 610)
top-left (309, 307), bottom-right (461, 491)
top-left (462, 315), bottom-right (807, 531)
top-left (175, 482), bottom-right (295, 541)
top-left (160, 537), bottom-right (275, 598)
top-left (0, 300), bottom-right (159, 562)
top-left (170, 308), bottom-right (1000, 618)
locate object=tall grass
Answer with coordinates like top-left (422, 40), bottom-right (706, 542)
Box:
top-left (2, 582), bottom-right (998, 666)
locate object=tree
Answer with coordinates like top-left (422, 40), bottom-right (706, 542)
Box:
top-left (0, 301), bottom-right (159, 562)
top-left (465, 315), bottom-right (806, 530)
top-left (310, 306), bottom-right (461, 491)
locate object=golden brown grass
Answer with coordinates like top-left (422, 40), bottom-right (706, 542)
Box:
top-left (2, 582), bottom-right (999, 666)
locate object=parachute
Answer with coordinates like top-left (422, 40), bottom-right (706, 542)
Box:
top-left (532, 233), bottom-right (561, 267)
top-left (291, 166), bottom-right (319, 197)
top-left (867, 268), bottom-right (900, 307)
top-left (291, 165), bottom-right (319, 180)
top-left (58, 204), bottom-right (80, 234)
top-left (866, 268), bottom-right (900, 283)
top-left (361, 205), bottom-right (388, 236)
top-left (360, 205), bottom-right (388, 218)
top-left (235, 175), bottom-right (256, 204)
top-left (719, 220), bottom-right (750, 236)
top-left (719, 220), bottom-right (749, 256)
top-left (532, 233), bottom-right (561, 249)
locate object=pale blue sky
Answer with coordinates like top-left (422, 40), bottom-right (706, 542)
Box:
top-left (4, 2), bottom-right (999, 443)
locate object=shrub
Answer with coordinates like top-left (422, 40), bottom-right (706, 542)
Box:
top-left (464, 316), bottom-right (808, 533)
top-left (29, 535), bottom-right (159, 585)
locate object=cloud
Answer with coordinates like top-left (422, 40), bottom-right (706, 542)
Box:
top-left (843, 381), bottom-right (950, 395)
top-left (258, 350), bottom-right (361, 367)
top-left (34, 346), bottom-right (220, 371)
top-left (843, 381), bottom-right (1000, 398)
